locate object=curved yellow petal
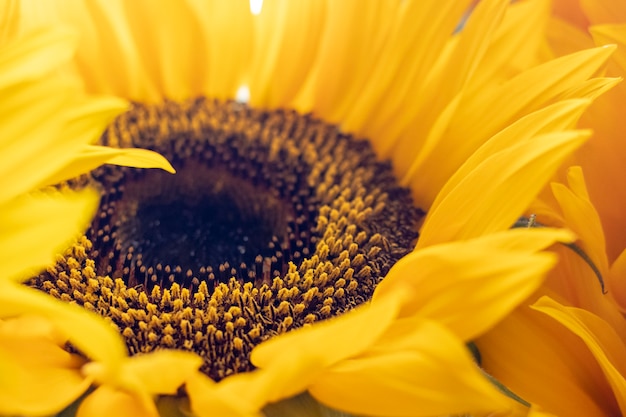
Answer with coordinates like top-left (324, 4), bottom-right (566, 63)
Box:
top-left (532, 296), bottom-right (626, 415)
top-left (17, 0), bottom-right (160, 101)
top-left (310, 318), bottom-right (521, 417)
top-left (550, 166), bottom-right (609, 280)
top-left (0, 76), bottom-right (77, 204)
top-left (406, 45), bottom-right (614, 208)
top-left (250, 291), bottom-right (402, 402)
top-left (300, 0), bottom-right (403, 123)
top-left (478, 307), bottom-right (616, 416)
top-left (418, 130), bottom-right (588, 247)
top-left (469, 0), bottom-right (549, 90)
top-left (344, 0), bottom-right (475, 144)
top-left (375, 229), bottom-right (570, 341)
top-left (44, 145), bottom-right (175, 187)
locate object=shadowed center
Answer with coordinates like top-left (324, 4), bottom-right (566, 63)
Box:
top-left (113, 161), bottom-right (295, 282)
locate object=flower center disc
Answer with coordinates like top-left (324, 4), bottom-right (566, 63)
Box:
top-left (31, 98), bottom-right (424, 380)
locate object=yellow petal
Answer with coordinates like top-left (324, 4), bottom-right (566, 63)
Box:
top-left (186, 372), bottom-right (264, 417)
top-left (375, 229), bottom-right (570, 340)
top-left (0, 316), bottom-right (90, 417)
top-left (0, 0), bottom-right (19, 46)
top-left (410, 95), bottom-right (591, 217)
top-left (250, 290), bottom-right (402, 402)
top-left (550, 166), bottom-right (609, 282)
top-left (0, 190), bottom-right (97, 281)
top-left (406, 45), bottom-right (614, 208)
top-left (38, 0), bottom-right (161, 101)
top-left (469, 0), bottom-right (549, 90)
top-left (478, 307), bottom-right (616, 416)
top-left (252, 290), bottom-right (400, 369)
top-left (591, 24), bottom-right (626, 73)
top-left (44, 144), bottom-right (175, 187)
top-left (609, 249), bottom-right (626, 311)
top-left (77, 385), bottom-right (156, 417)
top-left (186, 0), bottom-right (254, 100)
top-left (0, 282), bottom-right (127, 365)
top-left (581, 0), bottom-right (626, 25)
top-left (248, 0), bottom-right (325, 108)
top-left (0, 26), bottom-right (77, 89)
top-left (302, 0), bottom-right (405, 123)
top-left (341, 0), bottom-right (474, 140)
top-left (123, 350), bottom-right (202, 395)
top-left (0, 77), bottom-right (77, 204)
top-left (381, 0), bottom-right (508, 161)
top-left (418, 130), bottom-right (588, 247)
top-left (533, 296), bottom-right (626, 415)
top-left (310, 318), bottom-right (520, 417)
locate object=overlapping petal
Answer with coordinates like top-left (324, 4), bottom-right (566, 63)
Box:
top-left (244, 229), bottom-right (574, 416)
top-left (533, 296), bottom-right (626, 415)
top-left (418, 129), bottom-right (588, 247)
top-left (376, 229), bottom-right (573, 341)
top-left (478, 305), bottom-right (616, 416)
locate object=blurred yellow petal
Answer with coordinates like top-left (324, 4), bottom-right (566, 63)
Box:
top-left (478, 306), bottom-right (615, 416)
top-left (0, 77), bottom-right (77, 203)
top-left (533, 296), bottom-right (626, 415)
top-left (0, 316), bottom-right (90, 417)
top-left (384, 0), bottom-right (508, 169)
top-left (122, 350), bottom-right (202, 395)
top-left (77, 385), bottom-right (155, 417)
top-left (186, 0), bottom-right (253, 100)
top-left (591, 24), bottom-right (626, 72)
top-left (248, 0), bottom-right (325, 108)
top-left (0, 190), bottom-right (96, 281)
top-left (581, 0), bottom-right (626, 25)
top-left (348, 0), bottom-right (476, 145)
top-left (610, 249), bottom-right (626, 311)
top-left (0, 282), bottom-right (127, 365)
top-left (469, 0), bottom-right (550, 89)
top-left (0, 0), bottom-right (19, 46)
top-left (187, 372), bottom-right (264, 417)
top-left (0, 26), bottom-right (76, 89)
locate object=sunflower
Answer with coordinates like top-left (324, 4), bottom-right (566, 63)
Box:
top-left (3, 0), bottom-right (618, 416)
top-left (476, 1), bottom-right (626, 416)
